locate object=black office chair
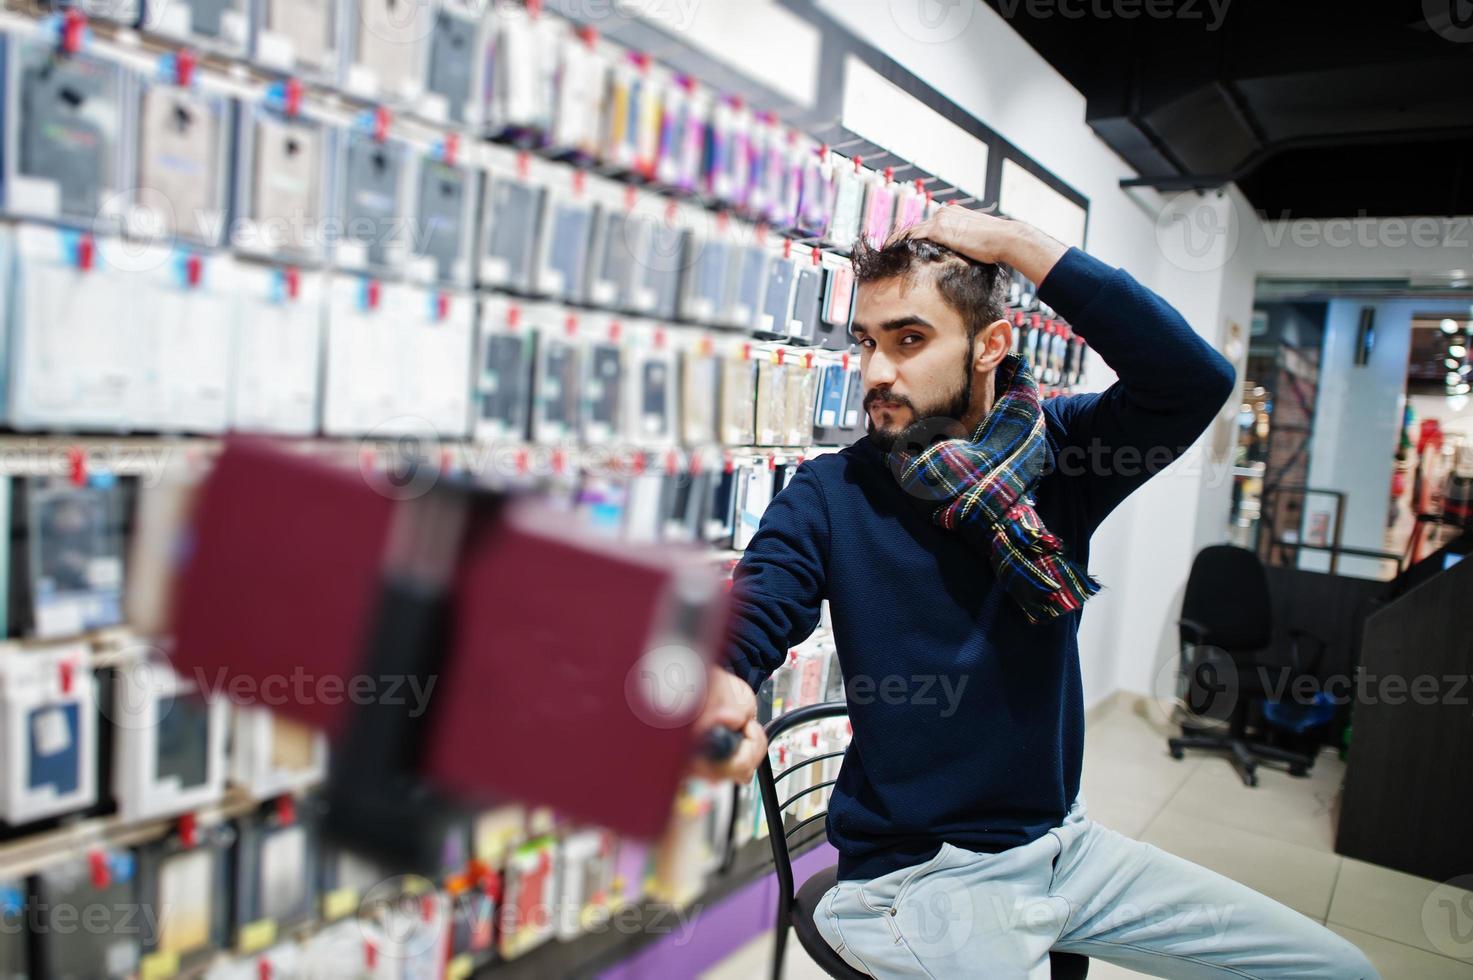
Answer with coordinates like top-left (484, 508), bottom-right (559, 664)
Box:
top-left (1167, 545), bottom-right (1328, 786)
top-left (759, 702), bottom-right (1089, 980)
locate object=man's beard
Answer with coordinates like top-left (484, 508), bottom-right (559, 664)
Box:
top-left (864, 338), bottom-right (977, 453)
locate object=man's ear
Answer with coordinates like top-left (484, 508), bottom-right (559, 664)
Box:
top-left (974, 318), bottom-right (1012, 373)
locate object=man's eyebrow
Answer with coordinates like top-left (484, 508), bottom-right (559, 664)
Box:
top-left (850, 316), bottom-right (936, 336)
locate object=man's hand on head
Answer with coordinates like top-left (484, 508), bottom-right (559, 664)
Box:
top-left (895, 208), bottom-right (1069, 286)
top-left (689, 663), bottom-right (768, 785)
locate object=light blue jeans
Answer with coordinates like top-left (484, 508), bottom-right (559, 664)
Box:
top-left (812, 800), bottom-right (1378, 979)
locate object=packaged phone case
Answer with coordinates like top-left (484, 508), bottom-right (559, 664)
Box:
top-left (757, 246), bottom-right (797, 338)
top-left (232, 93), bottom-right (332, 260)
top-left (133, 247), bottom-right (237, 434)
top-left (719, 350), bottom-right (757, 447)
top-left (424, 3), bottom-right (482, 125)
top-left (783, 359), bottom-right (819, 447)
top-left (135, 76), bottom-right (229, 246)
top-left (10, 478), bottom-right (127, 639)
top-left (770, 131), bottom-right (804, 231)
top-left (136, 823), bottom-right (234, 976)
top-left (345, 0), bottom-right (431, 102)
top-left (144, 0), bottom-right (249, 56)
top-left (754, 356), bottom-right (790, 447)
top-left (230, 263), bottom-right (324, 435)
top-left (28, 849), bottom-right (139, 978)
top-left (0, 642), bottom-right (97, 826)
top-left (337, 122), bottom-right (413, 272)
top-left (893, 178), bottom-right (928, 234)
top-left (230, 707), bottom-right (327, 798)
top-left (498, 837), bottom-right (558, 959)
top-left (475, 296), bottom-right (537, 445)
top-left (796, 145), bottom-right (836, 238)
top-left (821, 258), bottom-right (856, 328)
top-left (550, 26), bottom-right (606, 161)
top-left (111, 657), bottom-right (227, 821)
top-left (788, 251), bottom-right (824, 345)
top-left (812, 360), bottom-right (851, 445)
top-left (3, 33), bottom-right (129, 226)
top-left (232, 803), bottom-right (319, 948)
top-left (703, 95), bottom-right (739, 204)
top-left (624, 323), bottom-right (677, 448)
top-left (826, 156), bottom-right (867, 249)
top-left (4, 228), bottom-right (129, 430)
top-left (636, 206), bottom-right (691, 321)
top-left (864, 171), bottom-right (897, 247)
top-left (679, 336), bottom-right (721, 447)
top-left (647, 785), bottom-right (711, 906)
top-left (489, 3), bottom-right (559, 138)
top-left (479, 149), bottom-right (547, 293)
top-left (580, 315), bottom-right (625, 446)
top-left (531, 310), bottom-right (583, 444)
top-left (253, 0), bottom-right (340, 78)
top-left (0, 878), bottom-right (24, 978)
top-left (838, 366), bottom-right (866, 441)
top-left (586, 192), bottom-right (657, 312)
top-left (727, 230), bottom-right (769, 330)
top-left (409, 145), bottom-right (479, 287)
top-left (663, 469), bottom-right (712, 544)
top-left (679, 214), bottom-right (737, 326)
top-left (322, 277), bottom-right (473, 438)
top-left (533, 165), bottom-right (597, 302)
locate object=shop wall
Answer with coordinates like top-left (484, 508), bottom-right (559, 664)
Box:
top-left (1242, 213), bottom-right (1473, 280)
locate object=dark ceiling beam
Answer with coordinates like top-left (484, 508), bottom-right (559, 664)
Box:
top-left (1121, 125), bottom-right (1473, 192)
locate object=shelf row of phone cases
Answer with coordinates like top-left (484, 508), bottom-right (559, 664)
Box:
top-left (0, 619), bottom-right (848, 979)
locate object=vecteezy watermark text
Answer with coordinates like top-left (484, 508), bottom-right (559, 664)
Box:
top-left (191, 667), bottom-right (437, 718)
top-left (995, 0), bottom-right (1233, 30)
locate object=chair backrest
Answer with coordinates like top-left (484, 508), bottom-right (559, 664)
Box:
top-left (1182, 545), bottom-right (1273, 651)
top-left (756, 701), bottom-right (850, 905)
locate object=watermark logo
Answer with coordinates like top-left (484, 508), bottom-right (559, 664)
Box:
top-left (625, 643), bottom-right (706, 729)
top-left (360, 420), bottom-right (443, 500)
top-left (359, 876), bottom-right (443, 961)
top-left (1425, 0), bottom-right (1473, 42)
top-left (100, 647), bottom-right (178, 732)
top-left (889, 0), bottom-right (976, 44)
top-left (625, 188), bottom-right (708, 280)
top-left (91, 186), bottom-right (177, 274)
top-left (1156, 190), bottom-right (1241, 273)
top-left (884, 415), bottom-right (970, 496)
top-left (995, 0), bottom-right (1232, 30)
top-left (1422, 875), bottom-right (1473, 957)
top-left (359, 0), bottom-right (439, 47)
top-left (898, 867), bottom-right (977, 957)
top-left (1150, 644), bottom-right (1239, 730)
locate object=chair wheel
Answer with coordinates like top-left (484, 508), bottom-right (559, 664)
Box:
top-left (1289, 763), bottom-right (1309, 777)
top-left (1169, 745), bottom-right (1184, 760)
top-left (1246, 772), bottom-right (1259, 787)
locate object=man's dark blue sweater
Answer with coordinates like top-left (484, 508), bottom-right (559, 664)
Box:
top-left (724, 246), bottom-right (1237, 882)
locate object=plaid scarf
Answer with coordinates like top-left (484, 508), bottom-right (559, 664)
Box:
top-left (886, 353), bottom-right (1100, 624)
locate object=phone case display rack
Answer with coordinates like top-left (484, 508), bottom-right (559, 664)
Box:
top-left (0, 1), bottom-right (1089, 976)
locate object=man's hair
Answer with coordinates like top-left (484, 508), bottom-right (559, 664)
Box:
top-left (851, 236), bottom-right (1011, 339)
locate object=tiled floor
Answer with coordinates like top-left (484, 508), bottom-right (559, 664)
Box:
top-left (702, 699), bottom-right (1473, 979)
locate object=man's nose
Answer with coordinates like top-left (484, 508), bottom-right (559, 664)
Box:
top-left (866, 348), bottom-right (898, 386)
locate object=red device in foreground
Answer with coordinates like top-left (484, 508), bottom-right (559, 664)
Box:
top-left (168, 439), bottom-right (729, 855)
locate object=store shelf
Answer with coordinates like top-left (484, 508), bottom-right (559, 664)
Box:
top-left (0, 787), bottom-right (268, 879)
top-left (482, 824), bottom-right (830, 980)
